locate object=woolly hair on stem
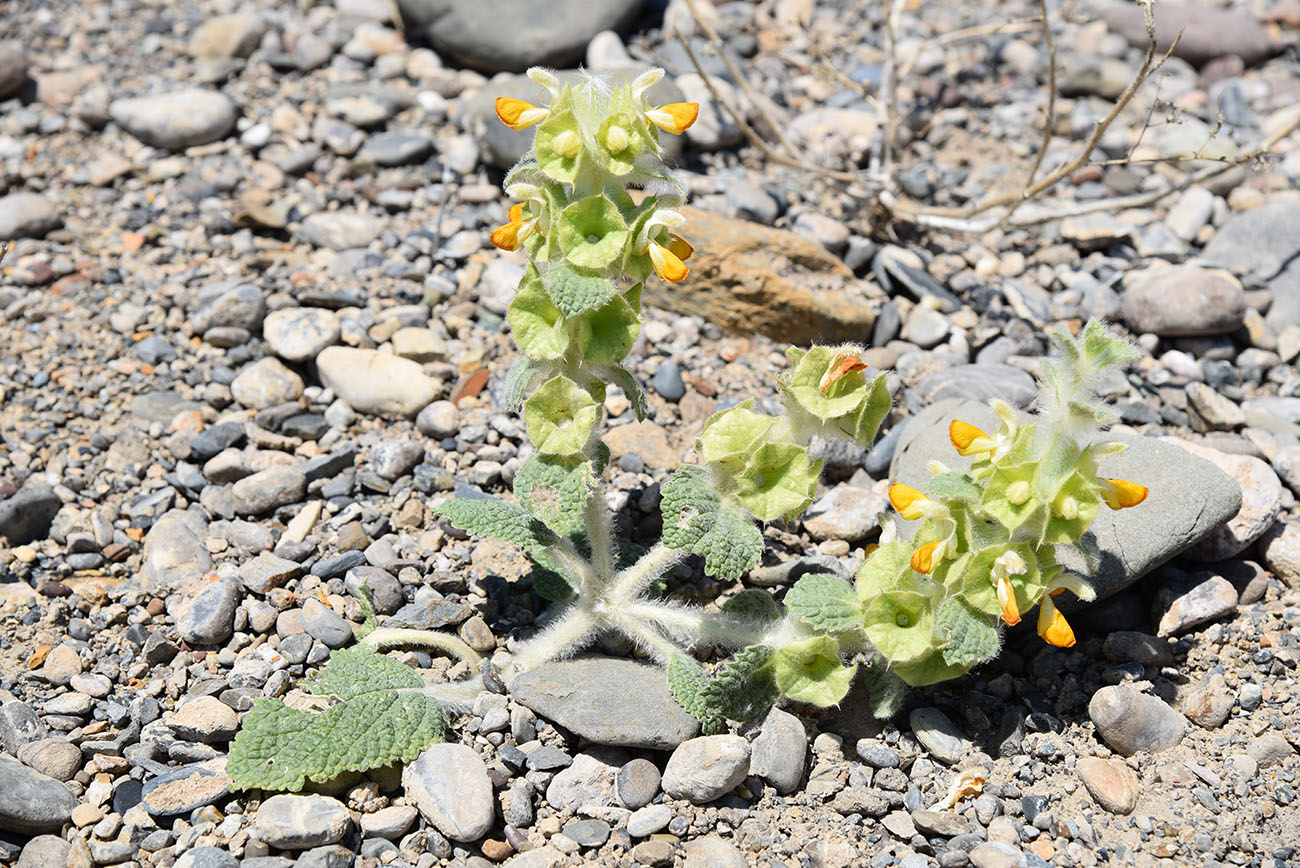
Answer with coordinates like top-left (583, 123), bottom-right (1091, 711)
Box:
top-left (1033, 320), bottom-right (1137, 442)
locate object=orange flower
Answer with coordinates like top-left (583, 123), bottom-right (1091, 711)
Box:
top-left (818, 352), bottom-right (868, 395)
top-left (648, 239), bottom-right (689, 282)
top-left (645, 102), bottom-right (699, 134)
top-left (888, 483), bottom-right (932, 521)
top-left (494, 97), bottom-right (550, 130)
top-left (489, 203), bottom-right (536, 251)
top-left (1098, 477), bottom-right (1147, 510)
top-left (909, 539), bottom-right (944, 574)
top-left (948, 419), bottom-right (999, 456)
top-left (1037, 589), bottom-right (1075, 648)
top-left (996, 573), bottom-right (1021, 626)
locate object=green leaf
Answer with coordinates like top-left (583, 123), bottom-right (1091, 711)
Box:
top-left (855, 541), bottom-right (918, 600)
top-left (862, 590), bottom-right (936, 663)
top-left (772, 636), bottom-right (856, 706)
top-left (704, 646), bottom-right (779, 724)
top-left (721, 589), bottom-right (782, 624)
top-left (508, 278), bottom-right (570, 360)
top-left (529, 549), bottom-right (574, 603)
top-left (660, 466), bottom-right (764, 581)
top-left (732, 441), bottom-right (822, 523)
top-left (890, 649), bottom-right (970, 687)
top-left (924, 471), bottom-right (982, 504)
top-left (859, 657), bottom-right (906, 719)
top-left (785, 574), bottom-right (863, 633)
top-left (503, 357), bottom-right (547, 412)
top-left (577, 284), bottom-right (640, 364)
top-left (935, 596), bottom-right (1000, 669)
top-left (697, 400), bottom-right (775, 474)
top-left (542, 262), bottom-right (618, 318)
top-left (432, 497), bottom-right (558, 556)
top-left (513, 454), bottom-right (595, 536)
top-left (600, 364), bottom-right (649, 421)
top-left (557, 196), bottom-right (629, 272)
top-left (229, 647), bottom-right (445, 791)
top-left (667, 653), bottom-right (724, 735)
top-left (534, 109), bottom-right (584, 184)
top-left (523, 375), bottom-right (600, 456)
top-left (353, 578), bottom-right (378, 642)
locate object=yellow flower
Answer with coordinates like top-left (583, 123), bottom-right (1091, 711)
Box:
top-left (1098, 477), bottom-right (1148, 510)
top-left (948, 419), bottom-right (999, 456)
top-left (489, 203), bottom-right (536, 251)
top-left (645, 102), bottom-right (699, 135)
top-left (635, 211), bottom-right (692, 282)
top-left (909, 538), bottom-right (946, 574)
top-left (648, 238), bottom-right (689, 282)
top-left (494, 97), bottom-right (550, 130)
top-left (1034, 574), bottom-right (1095, 648)
top-left (888, 483), bottom-right (933, 521)
top-left (818, 351), bottom-right (868, 395)
top-left (989, 551), bottom-right (1026, 626)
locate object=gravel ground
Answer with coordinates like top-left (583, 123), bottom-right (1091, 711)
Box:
top-left (2, 0), bottom-right (1300, 867)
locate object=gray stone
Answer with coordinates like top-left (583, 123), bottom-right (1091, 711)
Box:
top-left (110, 89), bottom-right (237, 149)
top-left (510, 656), bottom-right (699, 750)
top-left (1202, 194), bottom-right (1300, 332)
top-left (0, 754), bottom-right (77, 834)
top-left (0, 701), bottom-right (47, 755)
top-left (174, 846), bottom-right (238, 868)
top-left (403, 744), bottom-right (495, 842)
top-left (1103, 2), bottom-right (1277, 67)
top-left (142, 510), bottom-right (212, 592)
top-left (169, 695), bottom-right (239, 742)
top-left (240, 552), bottom-right (302, 594)
top-left (301, 598), bottom-right (354, 648)
top-left (626, 804), bottom-right (672, 837)
top-left (564, 818), bottom-right (611, 847)
top-left (911, 808), bottom-right (977, 837)
top-left (189, 13), bottom-right (266, 59)
top-left (317, 346), bottom-right (440, 418)
top-left (262, 308), bottom-right (340, 362)
top-left (902, 307), bottom-right (951, 349)
top-left (970, 842), bottom-right (1028, 868)
top-left (1181, 673), bottom-right (1235, 729)
top-left (15, 738), bottom-right (81, 781)
top-left (0, 486), bottom-right (61, 544)
top-left (231, 357), bottom-right (304, 409)
top-left (1259, 519), bottom-right (1300, 588)
top-left (17, 836), bottom-right (70, 868)
top-left (910, 366), bottom-right (1038, 410)
top-left (1101, 632), bottom-right (1172, 666)
top-left (682, 836), bottom-right (748, 868)
top-left (361, 130), bottom-right (435, 166)
top-left (1174, 439), bottom-right (1281, 561)
top-left (1089, 685), bottom-right (1187, 756)
top-left (179, 580), bottom-right (242, 645)
top-left (1246, 733), bottom-right (1294, 767)
top-left (802, 484), bottom-right (887, 542)
top-left (297, 211), bottom-right (385, 251)
top-left (891, 400), bottom-right (1242, 600)
top-left (396, 0), bottom-right (643, 72)
top-left (0, 193), bottom-right (61, 241)
top-left (615, 757), bottom-right (661, 810)
top-left (0, 40), bottom-right (26, 99)
top-left (651, 360), bottom-right (685, 402)
top-left (416, 400), bottom-right (460, 439)
top-left (1153, 573), bottom-right (1237, 636)
top-left (909, 707), bottom-right (967, 765)
top-left (190, 282), bottom-right (266, 334)
top-left (253, 794), bottom-right (351, 850)
top-left (40, 644), bottom-right (81, 685)
top-left (661, 735), bottom-right (750, 803)
top-left (140, 758), bottom-right (232, 817)
top-left (1076, 756), bottom-right (1139, 814)
top-left (1121, 266), bottom-right (1245, 336)
top-left (360, 804), bottom-right (418, 840)
top-left (546, 748), bottom-right (623, 811)
top-left (370, 440), bottom-right (424, 480)
top-left (232, 465), bottom-right (307, 515)
top-left (750, 707), bottom-right (806, 794)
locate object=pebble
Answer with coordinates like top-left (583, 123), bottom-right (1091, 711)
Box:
top-left (370, 439), bottom-right (424, 480)
top-left (0, 486), bottom-right (62, 544)
top-left (510, 658), bottom-right (699, 750)
top-left (231, 357), bottom-right (305, 409)
top-left (140, 758), bottom-right (231, 817)
top-left (317, 346), bottom-right (440, 418)
top-left (416, 400), bottom-right (460, 439)
top-left (750, 707), bottom-right (807, 794)
top-left (174, 847), bottom-right (238, 868)
top-left (1121, 266), bottom-right (1245, 336)
top-left (1076, 757), bottom-right (1139, 814)
top-left (564, 818), bottom-right (611, 847)
top-left (361, 804), bottom-right (418, 840)
top-left (615, 758), bottom-right (661, 810)
top-left (178, 579), bottom-right (242, 645)
top-left (1102, 631), bottom-right (1173, 666)
top-left (1246, 733), bottom-right (1295, 767)
top-left (189, 13), bottom-right (266, 59)
top-left (15, 738), bottom-right (82, 781)
top-left (1182, 673), bottom-right (1235, 729)
top-left (169, 695), bottom-right (239, 742)
top-left (650, 359), bottom-right (686, 402)
top-left (191, 283), bottom-right (266, 335)
top-left (682, 836), bottom-right (748, 868)
top-left (1103, 1), bottom-right (1275, 67)
top-left (16, 837), bottom-right (70, 868)
top-left (546, 748), bottom-right (622, 812)
top-left (301, 598), bottom-right (354, 648)
top-left (239, 551), bottom-right (303, 594)
top-left (40, 643), bottom-right (82, 685)
top-left (1260, 519), bottom-right (1300, 587)
top-left (909, 707), bottom-right (968, 765)
top-left (403, 744), bottom-right (495, 842)
top-left (262, 308), bottom-right (340, 362)
top-left (1174, 441), bottom-right (1281, 560)
top-left (661, 735), bottom-right (750, 803)
top-left (969, 841), bottom-right (1028, 868)
top-left (1153, 572), bottom-right (1238, 636)
top-left (0, 39), bottom-right (26, 98)
top-left (0, 192), bottom-right (61, 241)
top-left (626, 804), bottom-right (673, 837)
top-left (0, 754), bottom-right (78, 834)
top-left (802, 484), bottom-right (886, 542)
top-left (253, 794), bottom-right (352, 850)
top-left (109, 89), bottom-right (237, 149)
top-left (232, 466), bottom-right (307, 515)
top-left (298, 211), bottom-right (386, 251)
top-left (361, 130), bottom-right (435, 166)
top-left (1088, 685), bottom-right (1188, 756)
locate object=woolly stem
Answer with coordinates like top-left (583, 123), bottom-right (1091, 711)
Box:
top-left (360, 628), bottom-right (482, 667)
top-left (610, 542), bottom-right (689, 601)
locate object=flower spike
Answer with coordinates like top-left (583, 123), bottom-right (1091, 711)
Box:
top-left (495, 97), bottom-right (550, 130)
top-left (1098, 477), bottom-right (1147, 510)
top-left (645, 102), bottom-right (699, 135)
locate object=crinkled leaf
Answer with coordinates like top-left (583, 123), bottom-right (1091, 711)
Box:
top-left (667, 653), bottom-right (724, 735)
top-left (513, 454), bottom-right (595, 536)
top-left (859, 658), bottom-right (907, 719)
top-left (785, 573), bottom-right (863, 633)
top-left (855, 541), bottom-right (917, 600)
top-left (432, 497), bottom-right (558, 556)
top-left (229, 647), bottom-right (445, 791)
top-left (703, 646), bottom-right (779, 724)
top-left (578, 284), bottom-right (640, 364)
top-left (935, 596), bottom-right (1000, 669)
top-left (660, 466), bottom-right (764, 581)
top-left (924, 471), bottom-right (982, 504)
top-left (890, 649), bottom-right (970, 687)
top-left (722, 589), bottom-right (782, 624)
top-left (772, 636), bottom-right (857, 707)
top-left (529, 549), bottom-right (574, 603)
top-left (503, 356), bottom-right (547, 412)
top-left (542, 262), bottom-right (618, 318)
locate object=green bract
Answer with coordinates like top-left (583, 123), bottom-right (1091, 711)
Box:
top-left (558, 196), bottom-right (628, 270)
top-left (780, 345), bottom-right (892, 445)
top-left (524, 376), bottom-right (599, 455)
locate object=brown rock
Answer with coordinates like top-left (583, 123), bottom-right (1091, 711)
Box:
top-left (603, 421), bottom-right (681, 471)
top-left (1076, 757), bottom-right (1139, 814)
top-left (1181, 673), bottom-right (1235, 729)
top-left (641, 207), bottom-right (877, 344)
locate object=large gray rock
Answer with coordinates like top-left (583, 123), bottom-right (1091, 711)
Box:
top-left (402, 744), bottom-right (494, 842)
top-left (0, 193), bottom-right (61, 241)
top-left (1089, 685), bottom-right (1187, 756)
top-left (141, 509), bottom-right (213, 592)
top-left (891, 399), bottom-right (1241, 601)
top-left (510, 656), bottom-right (699, 750)
top-left (252, 794), bottom-right (351, 850)
top-left (0, 486), bottom-right (61, 544)
top-left (0, 754), bottom-right (78, 834)
top-left (1202, 194), bottom-right (1300, 332)
top-left (1102, 2), bottom-right (1277, 67)
top-left (1120, 265), bottom-right (1245, 336)
top-left (467, 68), bottom-right (684, 170)
top-left (396, 0), bottom-right (643, 72)
top-left (0, 40), bottom-right (27, 99)
top-left (110, 89), bottom-right (237, 150)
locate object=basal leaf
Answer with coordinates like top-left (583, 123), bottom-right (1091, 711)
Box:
top-left (660, 466), bottom-right (764, 581)
top-left (513, 454), bottom-right (595, 536)
top-left (432, 497), bottom-right (558, 556)
top-left (667, 653), bottom-right (724, 734)
top-left (721, 589), bottom-right (782, 624)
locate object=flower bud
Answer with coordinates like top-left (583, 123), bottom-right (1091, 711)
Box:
top-left (604, 124), bottom-right (630, 153)
top-left (1006, 481), bottom-right (1031, 505)
top-left (552, 129), bottom-right (580, 157)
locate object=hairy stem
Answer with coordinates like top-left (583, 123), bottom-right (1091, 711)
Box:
top-left (360, 628), bottom-right (482, 667)
top-left (610, 542), bottom-right (689, 601)
top-left (507, 605), bottom-right (598, 674)
top-left (583, 485), bottom-right (614, 583)
top-left (623, 601), bottom-right (774, 650)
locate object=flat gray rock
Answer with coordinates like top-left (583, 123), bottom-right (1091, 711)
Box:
top-left (0, 754), bottom-right (78, 834)
top-left (110, 89), bottom-right (237, 150)
top-left (0, 485), bottom-right (61, 544)
top-left (509, 656), bottom-right (699, 750)
top-left (395, 0), bottom-right (643, 72)
top-left (141, 509), bottom-right (213, 592)
top-left (1103, 1), bottom-right (1277, 67)
top-left (1202, 194), bottom-right (1300, 332)
top-left (0, 192), bottom-right (61, 241)
top-left (890, 399), bottom-right (1241, 601)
